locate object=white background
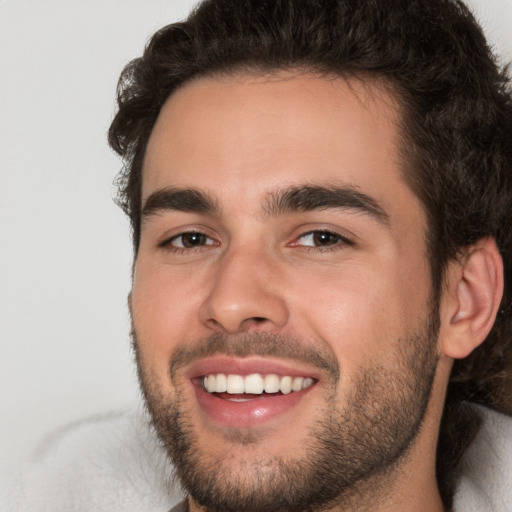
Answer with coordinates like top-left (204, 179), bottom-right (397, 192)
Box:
top-left (1, 0), bottom-right (511, 467)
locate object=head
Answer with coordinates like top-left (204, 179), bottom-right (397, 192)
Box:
top-left (108, 0), bottom-right (512, 510)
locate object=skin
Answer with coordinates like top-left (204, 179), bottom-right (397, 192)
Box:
top-left (131, 72), bottom-right (501, 511)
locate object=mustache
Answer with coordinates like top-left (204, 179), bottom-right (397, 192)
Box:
top-left (169, 331), bottom-right (340, 382)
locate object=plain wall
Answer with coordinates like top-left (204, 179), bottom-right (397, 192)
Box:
top-left (1, 0), bottom-right (511, 466)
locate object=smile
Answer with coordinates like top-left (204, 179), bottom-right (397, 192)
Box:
top-left (203, 373), bottom-right (315, 395)
top-left (188, 357), bottom-right (320, 427)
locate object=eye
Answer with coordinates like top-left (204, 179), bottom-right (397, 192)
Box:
top-left (163, 231), bottom-right (217, 250)
top-left (294, 230), bottom-right (353, 249)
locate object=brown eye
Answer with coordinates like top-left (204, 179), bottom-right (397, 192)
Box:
top-left (298, 230), bottom-right (345, 247)
top-left (169, 232), bottom-right (214, 248)
top-left (312, 231), bottom-right (341, 246)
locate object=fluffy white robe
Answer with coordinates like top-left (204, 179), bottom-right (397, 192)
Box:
top-left (3, 405), bottom-right (512, 511)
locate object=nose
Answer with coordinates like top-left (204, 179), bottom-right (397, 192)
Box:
top-left (198, 247), bottom-right (289, 334)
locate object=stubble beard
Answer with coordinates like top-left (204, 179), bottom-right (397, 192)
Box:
top-left (133, 312), bottom-right (439, 512)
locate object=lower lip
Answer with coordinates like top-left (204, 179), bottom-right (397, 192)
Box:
top-left (193, 380), bottom-right (314, 428)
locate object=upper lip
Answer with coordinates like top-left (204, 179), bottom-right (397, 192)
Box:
top-left (185, 356), bottom-right (322, 381)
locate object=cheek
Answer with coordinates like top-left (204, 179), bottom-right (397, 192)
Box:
top-left (292, 276), bottom-right (387, 367)
top-left (289, 255), bottom-right (432, 369)
top-left (131, 262), bottom-right (206, 376)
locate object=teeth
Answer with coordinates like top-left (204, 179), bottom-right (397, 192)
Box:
top-left (303, 377), bottom-right (314, 388)
top-left (226, 374), bottom-right (244, 394)
top-left (280, 376), bottom-right (292, 395)
top-left (264, 374), bottom-right (280, 393)
top-left (203, 373), bottom-right (315, 395)
top-left (207, 374), bottom-right (216, 392)
top-left (214, 373), bottom-right (227, 393)
top-left (292, 377), bottom-right (304, 392)
top-left (244, 374), bottom-right (264, 394)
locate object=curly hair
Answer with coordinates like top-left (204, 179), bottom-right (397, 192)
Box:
top-left (108, 0), bottom-right (512, 506)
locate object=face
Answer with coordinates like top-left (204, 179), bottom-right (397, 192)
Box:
top-left (131, 73), bottom-right (440, 511)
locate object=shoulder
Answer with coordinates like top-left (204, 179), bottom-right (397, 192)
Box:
top-left (454, 405), bottom-right (512, 512)
top-left (9, 408), bottom-right (185, 512)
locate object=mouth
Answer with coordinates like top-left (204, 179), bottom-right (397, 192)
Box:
top-left (188, 357), bottom-right (319, 428)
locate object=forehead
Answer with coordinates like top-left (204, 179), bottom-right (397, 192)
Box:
top-left (142, 72), bottom-right (416, 220)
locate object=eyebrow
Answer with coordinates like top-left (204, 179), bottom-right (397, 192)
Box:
top-left (141, 184), bottom-right (389, 225)
top-left (141, 187), bottom-right (219, 220)
top-left (264, 185), bottom-right (389, 224)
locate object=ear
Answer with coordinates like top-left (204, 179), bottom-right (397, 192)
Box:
top-left (439, 237), bottom-right (504, 359)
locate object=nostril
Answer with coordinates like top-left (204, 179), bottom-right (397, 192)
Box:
top-left (241, 317), bottom-right (269, 329)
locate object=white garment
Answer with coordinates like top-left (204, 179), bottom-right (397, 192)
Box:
top-left (3, 409), bottom-right (185, 512)
top-left (3, 405), bottom-right (511, 511)
top-left (453, 406), bottom-right (512, 511)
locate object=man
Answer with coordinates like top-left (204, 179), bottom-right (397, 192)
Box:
top-left (12, 0), bottom-right (512, 511)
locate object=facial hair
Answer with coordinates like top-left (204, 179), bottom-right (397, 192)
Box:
top-left (133, 313), bottom-right (439, 512)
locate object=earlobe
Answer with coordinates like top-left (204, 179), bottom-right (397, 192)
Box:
top-left (440, 237), bottom-right (504, 359)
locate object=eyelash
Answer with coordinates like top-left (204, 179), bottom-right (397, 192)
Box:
top-left (159, 229), bottom-right (354, 254)
top-left (292, 230), bottom-right (354, 252)
top-left (160, 231), bottom-right (218, 253)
